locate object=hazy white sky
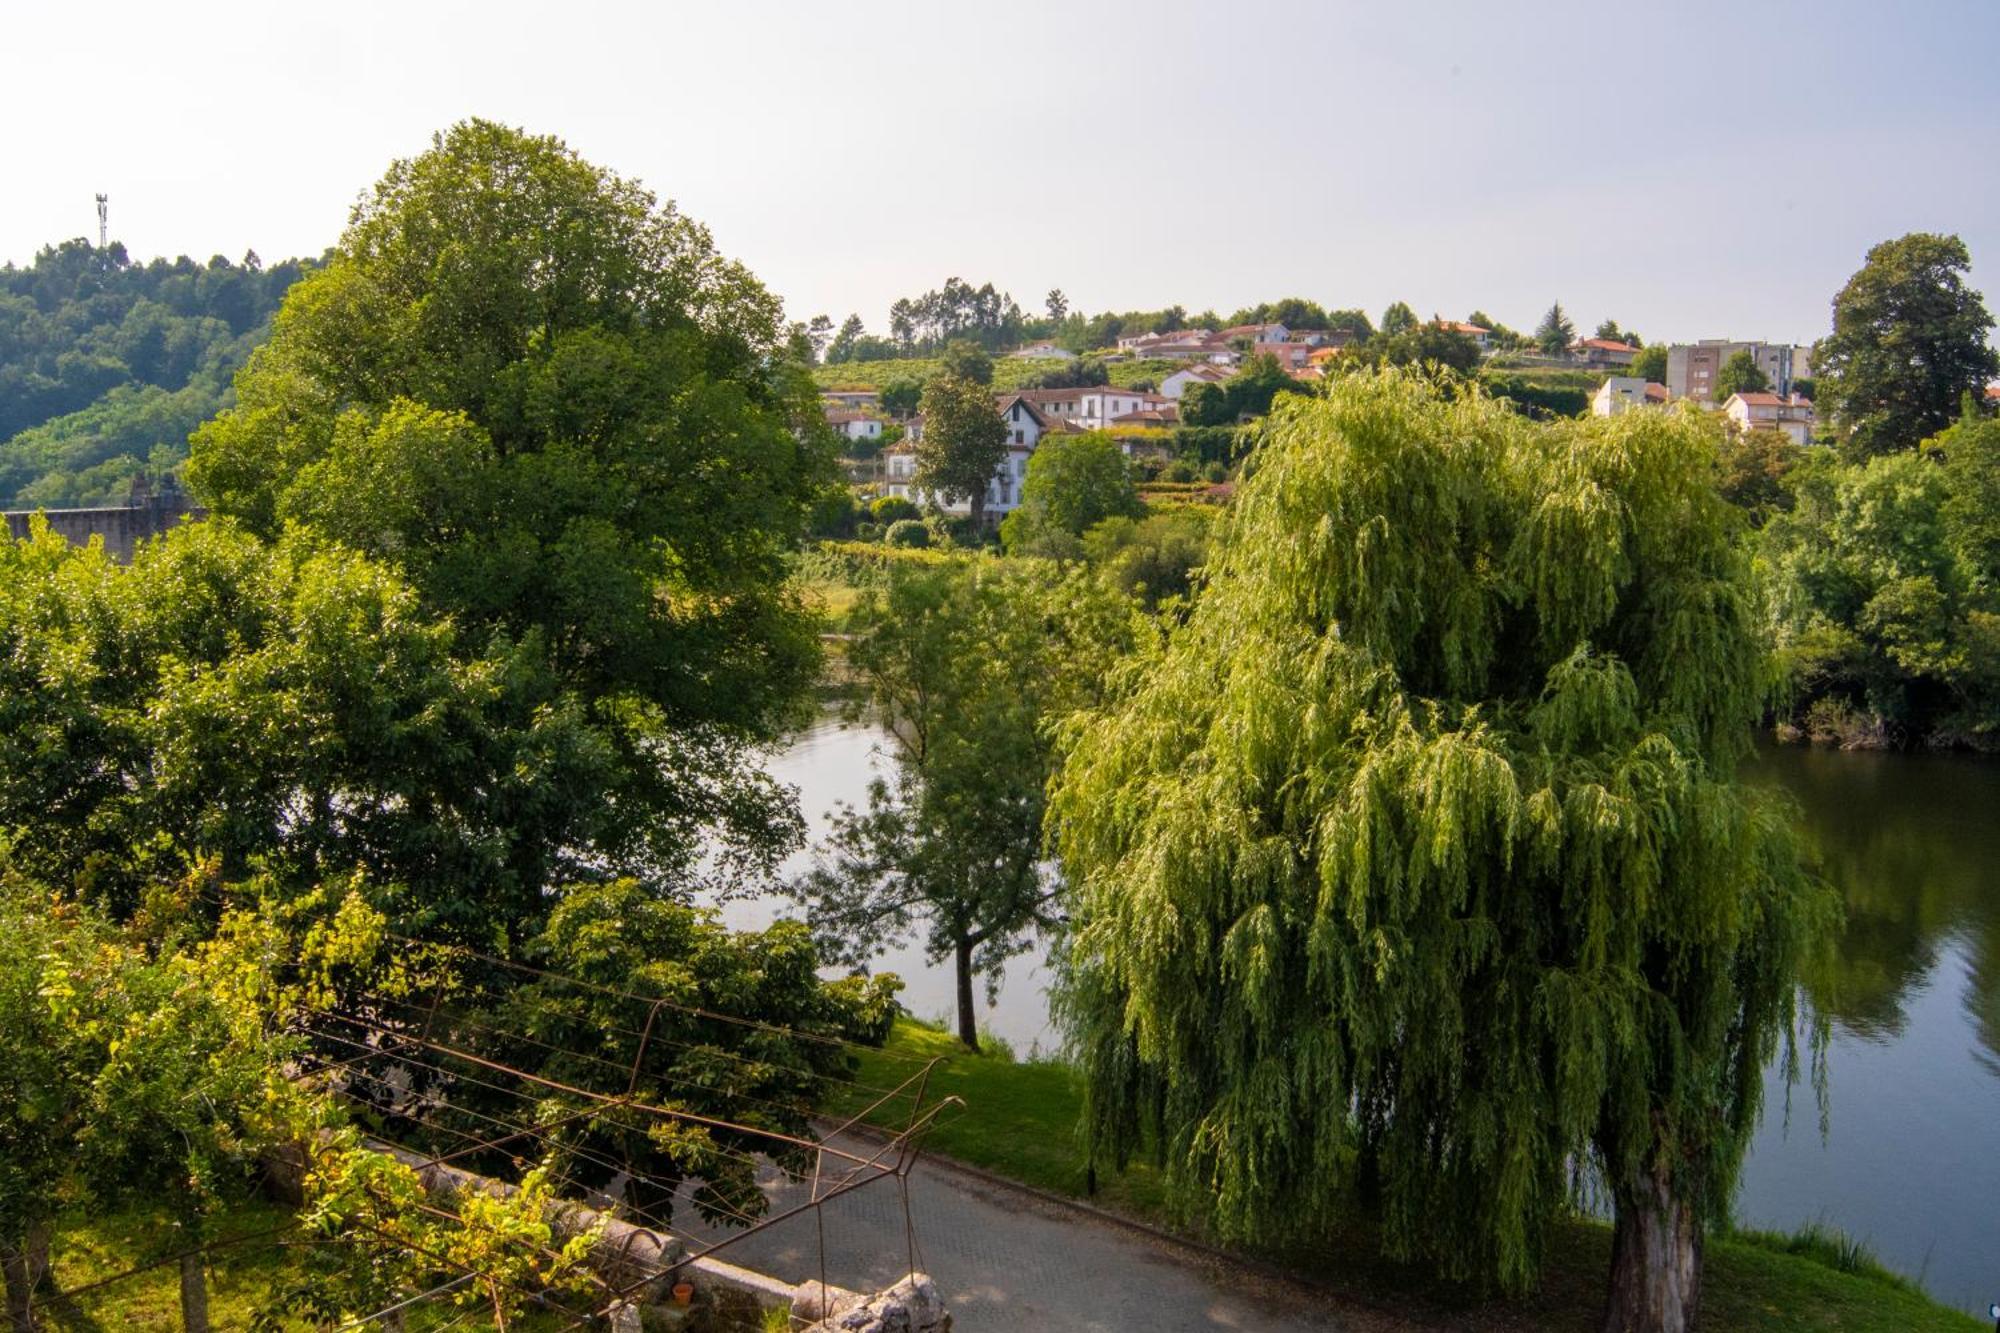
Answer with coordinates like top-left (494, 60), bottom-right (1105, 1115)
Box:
top-left (6, 0), bottom-right (1997, 347)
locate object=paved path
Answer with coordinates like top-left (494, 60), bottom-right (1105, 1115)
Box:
top-left (674, 1131), bottom-right (1396, 1332)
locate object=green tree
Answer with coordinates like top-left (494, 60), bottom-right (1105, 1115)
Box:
top-left (1379, 301), bottom-right (1417, 336)
top-left (0, 888), bottom-right (133, 1330)
top-left (915, 373), bottom-right (1008, 526)
top-left (939, 337), bottom-right (994, 386)
top-left (999, 433), bottom-right (1143, 558)
top-left (76, 907), bottom-right (323, 1332)
top-left (1082, 506), bottom-right (1218, 610)
top-left (827, 314), bottom-right (864, 363)
top-left (1376, 322), bottom-right (1482, 375)
top-left (1713, 349), bottom-right (1771, 401)
top-left (1760, 411), bottom-right (2000, 745)
top-left (1326, 308), bottom-right (1375, 343)
top-left (1050, 371), bottom-right (1829, 1332)
top-left (1630, 343), bottom-right (1668, 383)
top-left (1717, 425), bottom-right (1801, 523)
top-left (1535, 301), bottom-right (1576, 355)
top-left (1813, 233), bottom-right (1999, 457)
top-left (184, 121), bottom-right (827, 921)
top-left (791, 562), bottom-right (1131, 1049)
top-left (880, 377), bottom-right (923, 419)
top-left (1046, 288), bottom-right (1069, 322)
top-left (1595, 319), bottom-right (1640, 346)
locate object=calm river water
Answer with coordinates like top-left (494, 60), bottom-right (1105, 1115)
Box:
top-left (726, 718), bottom-right (2000, 1314)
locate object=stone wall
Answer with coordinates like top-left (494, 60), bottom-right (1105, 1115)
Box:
top-left (3, 478), bottom-right (204, 564)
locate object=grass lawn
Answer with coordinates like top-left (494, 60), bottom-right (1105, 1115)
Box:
top-left (832, 1017), bottom-right (1983, 1333)
top-left (35, 1198), bottom-right (578, 1331)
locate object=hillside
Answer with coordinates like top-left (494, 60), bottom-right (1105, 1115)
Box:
top-left (0, 239), bottom-right (313, 507)
top-left (814, 354), bottom-right (1185, 394)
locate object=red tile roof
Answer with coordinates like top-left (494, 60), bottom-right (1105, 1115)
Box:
top-left (1576, 338), bottom-right (1639, 353)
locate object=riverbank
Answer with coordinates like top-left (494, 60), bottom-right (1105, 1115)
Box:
top-left (832, 1017), bottom-right (1983, 1332)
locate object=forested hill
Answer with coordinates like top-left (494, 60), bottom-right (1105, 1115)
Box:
top-left (0, 239), bottom-right (313, 508)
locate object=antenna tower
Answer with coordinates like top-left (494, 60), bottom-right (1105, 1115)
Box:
top-left (95, 194), bottom-right (108, 250)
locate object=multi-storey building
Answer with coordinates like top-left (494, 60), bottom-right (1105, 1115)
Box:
top-left (1665, 340), bottom-right (1812, 402)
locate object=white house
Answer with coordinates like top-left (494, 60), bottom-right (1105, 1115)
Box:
top-left (1161, 363), bottom-right (1233, 399)
top-left (1015, 340), bottom-right (1077, 361)
top-left (1218, 322), bottom-right (1290, 345)
top-left (1724, 392), bottom-right (1816, 444)
top-left (1016, 386), bottom-right (1173, 431)
top-left (1591, 377), bottom-right (1669, 416)
top-left (880, 394), bottom-right (1056, 519)
top-left (824, 408), bottom-right (885, 443)
top-left (1434, 320), bottom-right (1493, 353)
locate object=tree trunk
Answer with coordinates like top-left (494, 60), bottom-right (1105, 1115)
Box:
top-left (1602, 1166), bottom-right (1702, 1333)
top-left (2, 1249), bottom-right (34, 1333)
top-left (953, 938), bottom-right (980, 1052)
top-left (178, 1250), bottom-right (209, 1333)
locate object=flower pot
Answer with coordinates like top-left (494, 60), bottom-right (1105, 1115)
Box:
top-left (672, 1281), bottom-right (695, 1307)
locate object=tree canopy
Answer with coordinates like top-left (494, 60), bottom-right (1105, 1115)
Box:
top-left (914, 373), bottom-right (1008, 525)
top-left (1000, 433), bottom-right (1143, 558)
top-left (183, 120), bottom-right (829, 922)
top-left (1812, 233), bottom-right (1998, 457)
top-left (1049, 370), bottom-right (1829, 1330)
top-left (1713, 349), bottom-right (1772, 401)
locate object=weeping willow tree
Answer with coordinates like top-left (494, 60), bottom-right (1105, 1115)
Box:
top-left (1048, 371), bottom-right (1833, 1333)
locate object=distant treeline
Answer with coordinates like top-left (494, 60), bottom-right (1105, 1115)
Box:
top-left (0, 240), bottom-right (314, 507)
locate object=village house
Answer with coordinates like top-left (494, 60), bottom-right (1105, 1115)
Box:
top-left (1014, 340), bottom-right (1076, 360)
top-left (1161, 363), bottom-right (1233, 399)
top-left (824, 408), bottom-right (886, 444)
top-left (1591, 377), bottom-right (1670, 416)
top-left (1724, 391), bottom-right (1816, 444)
top-left (1120, 330), bottom-right (1237, 363)
top-left (1434, 320), bottom-right (1494, 352)
top-left (1572, 338), bottom-right (1640, 369)
top-left (1218, 322), bottom-right (1290, 345)
top-left (880, 393), bottom-right (1056, 519)
top-left (1016, 385), bottom-right (1174, 431)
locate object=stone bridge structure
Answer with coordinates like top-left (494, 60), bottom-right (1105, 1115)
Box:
top-left (2, 475), bottom-right (204, 563)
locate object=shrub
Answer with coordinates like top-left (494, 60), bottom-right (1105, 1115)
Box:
top-left (854, 521), bottom-right (881, 542)
top-left (870, 496), bottom-right (920, 525)
top-left (1162, 460), bottom-right (1197, 483)
top-left (885, 519), bottom-right (931, 548)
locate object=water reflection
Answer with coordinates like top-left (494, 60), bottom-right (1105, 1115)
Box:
top-left (738, 724), bottom-right (2000, 1312)
top-left (1738, 744), bottom-right (2000, 1313)
top-left (1750, 745), bottom-right (2000, 1059)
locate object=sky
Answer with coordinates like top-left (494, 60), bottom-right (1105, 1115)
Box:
top-left (5, 0), bottom-right (1998, 348)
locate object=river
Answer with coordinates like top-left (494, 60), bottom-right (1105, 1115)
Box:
top-left (726, 718), bottom-right (2000, 1314)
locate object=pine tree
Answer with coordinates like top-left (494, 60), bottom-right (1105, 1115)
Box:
top-left (1049, 370), bottom-right (1831, 1333)
top-left (1536, 301), bottom-right (1577, 355)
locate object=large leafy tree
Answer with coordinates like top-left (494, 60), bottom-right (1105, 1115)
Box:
top-left (1813, 233), bottom-right (1999, 457)
top-left (914, 373), bottom-right (1008, 526)
top-left (1378, 301), bottom-right (1418, 336)
top-left (999, 432), bottom-right (1143, 558)
top-left (186, 120), bottom-right (829, 916)
top-left (1759, 410), bottom-right (2000, 746)
top-left (791, 561), bottom-right (1132, 1049)
top-left (1050, 371), bottom-right (1829, 1333)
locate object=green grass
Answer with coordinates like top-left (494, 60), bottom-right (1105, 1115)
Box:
top-left (36, 1199), bottom-right (576, 1331)
top-left (834, 1017), bottom-right (1983, 1332)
